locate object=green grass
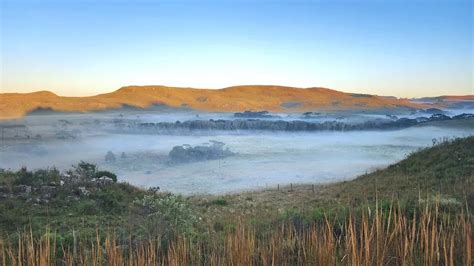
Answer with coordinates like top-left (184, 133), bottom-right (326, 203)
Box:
top-left (0, 136), bottom-right (472, 241)
top-left (190, 136), bottom-right (474, 227)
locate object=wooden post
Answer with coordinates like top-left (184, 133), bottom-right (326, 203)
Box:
top-left (277, 184), bottom-right (279, 191)
top-left (312, 184), bottom-right (314, 194)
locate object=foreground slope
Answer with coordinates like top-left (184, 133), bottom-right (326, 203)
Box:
top-left (1, 137), bottom-right (472, 233)
top-left (0, 85), bottom-right (427, 119)
top-left (195, 136), bottom-right (474, 221)
top-left (1, 137), bottom-right (472, 265)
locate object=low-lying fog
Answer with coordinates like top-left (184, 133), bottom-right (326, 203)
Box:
top-left (1, 111), bottom-right (473, 194)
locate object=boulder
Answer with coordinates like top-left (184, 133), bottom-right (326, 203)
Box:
top-left (96, 176), bottom-right (114, 187)
top-left (77, 186), bottom-right (91, 197)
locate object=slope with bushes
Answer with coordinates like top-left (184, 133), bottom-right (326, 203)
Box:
top-left (0, 137), bottom-right (472, 265)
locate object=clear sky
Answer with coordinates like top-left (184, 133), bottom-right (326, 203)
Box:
top-left (1, 0), bottom-right (472, 97)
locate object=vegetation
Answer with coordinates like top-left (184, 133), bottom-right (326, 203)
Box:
top-left (1, 203), bottom-right (470, 265)
top-left (168, 141), bottom-right (235, 164)
top-left (0, 136), bottom-right (472, 265)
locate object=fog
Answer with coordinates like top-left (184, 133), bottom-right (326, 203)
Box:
top-left (1, 111), bottom-right (473, 194)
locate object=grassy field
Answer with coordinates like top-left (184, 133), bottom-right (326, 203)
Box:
top-left (0, 136), bottom-right (472, 265)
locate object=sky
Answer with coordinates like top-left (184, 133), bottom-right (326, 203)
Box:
top-left (1, 0), bottom-right (472, 97)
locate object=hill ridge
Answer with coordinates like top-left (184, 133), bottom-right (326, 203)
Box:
top-left (0, 85), bottom-right (432, 119)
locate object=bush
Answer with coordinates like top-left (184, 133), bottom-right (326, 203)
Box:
top-left (73, 161), bottom-right (97, 179)
top-left (95, 171), bottom-right (117, 182)
top-left (12, 167), bottom-right (61, 186)
top-left (133, 194), bottom-right (197, 239)
top-left (210, 198), bottom-right (228, 206)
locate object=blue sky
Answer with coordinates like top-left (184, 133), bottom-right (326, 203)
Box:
top-left (1, 0), bottom-right (472, 97)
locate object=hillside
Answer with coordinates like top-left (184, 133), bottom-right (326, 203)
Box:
top-left (1, 137), bottom-right (472, 265)
top-left (411, 95), bottom-right (474, 109)
top-left (1, 137), bottom-right (472, 233)
top-left (0, 85), bottom-right (428, 119)
top-left (193, 136), bottom-right (474, 222)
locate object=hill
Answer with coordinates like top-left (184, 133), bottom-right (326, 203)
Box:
top-left (1, 137), bottom-right (472, 233)
top-left (0, 85), bottom-right (428, 119)
top-left (194, 136), bottom-right (474, 222)
top-left (411, 95), bottom-right (474, 109)
top-left (1, 137), bottom-right (472, 264)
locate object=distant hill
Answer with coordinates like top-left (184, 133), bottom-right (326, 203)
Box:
top-left (0, 85), bottom-right (431, 119)
top-left (411, 95), bottom-right (474, 109)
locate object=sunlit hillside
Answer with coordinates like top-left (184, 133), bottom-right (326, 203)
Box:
top-left (0, 85), bottom-right (429, 119)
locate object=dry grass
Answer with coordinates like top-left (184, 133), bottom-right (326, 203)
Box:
top-left (1, 202), bottom-right (471, 265)
top-left (0, 85), bottom-right (428, 119)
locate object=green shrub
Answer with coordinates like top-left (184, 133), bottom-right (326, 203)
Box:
top-left (73, 161), bottom-right (97, 179)
top-left (210, 198), bottom-right (228, 206)
top-left (133, 194), bottom-right (197, 239)
top-left (12, 167), bottom-right (61, 186)
top-left (94, 171), bottom-right (117, 182)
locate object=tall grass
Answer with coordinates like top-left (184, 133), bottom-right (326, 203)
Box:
top-left (1, 203), bottom-right (471, 265)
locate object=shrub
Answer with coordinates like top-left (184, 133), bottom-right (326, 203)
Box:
top-left (13, 167), bottom-right (61, 186)
top-left (73, 161), bottom-right (97, 179)
top-left (133, 194), bottom-right (197, 239)
top-left (94, 171), bottom-right (117, 182)
top-left (210, 198), bottom-right (228, 206)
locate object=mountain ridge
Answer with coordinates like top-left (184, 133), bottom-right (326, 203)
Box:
top-left (0, 85), bottom-right (463, 119)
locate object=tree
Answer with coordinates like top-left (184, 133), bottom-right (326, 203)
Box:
top-left (94, 170), bottom-right (117, 182)
top-left (74, 161), bottom-right (97, 179)
top-left (105, 151), bottom-right (116, 163)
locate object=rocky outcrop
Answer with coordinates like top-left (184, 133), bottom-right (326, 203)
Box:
top-left (1, 166), bottom-right (117, 204)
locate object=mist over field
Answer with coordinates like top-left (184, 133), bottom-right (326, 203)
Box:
top-left (1, 110), bottom-right (472, 194)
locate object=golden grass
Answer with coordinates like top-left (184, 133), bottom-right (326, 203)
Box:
top-left (0, 85), bottom-right (429, 119)
top-left (1, 203), bottom-right (471, 265)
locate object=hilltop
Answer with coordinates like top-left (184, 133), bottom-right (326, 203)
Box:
top-left (0, 85), bottom-right (428, 119)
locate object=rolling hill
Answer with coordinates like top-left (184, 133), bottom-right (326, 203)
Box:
top-left (411, 95), bottom-right (474, 109)
top-left (0, 85), bottom-right (430, 119)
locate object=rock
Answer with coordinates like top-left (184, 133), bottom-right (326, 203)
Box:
top-left (148, 186), bottom-right (160, 194)
top-left (96, 176), bottom-right (114, 187)
top-left (13, 185), bottom-right (32, 194)
top-left (77, 186), bottom-right (91, 197)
